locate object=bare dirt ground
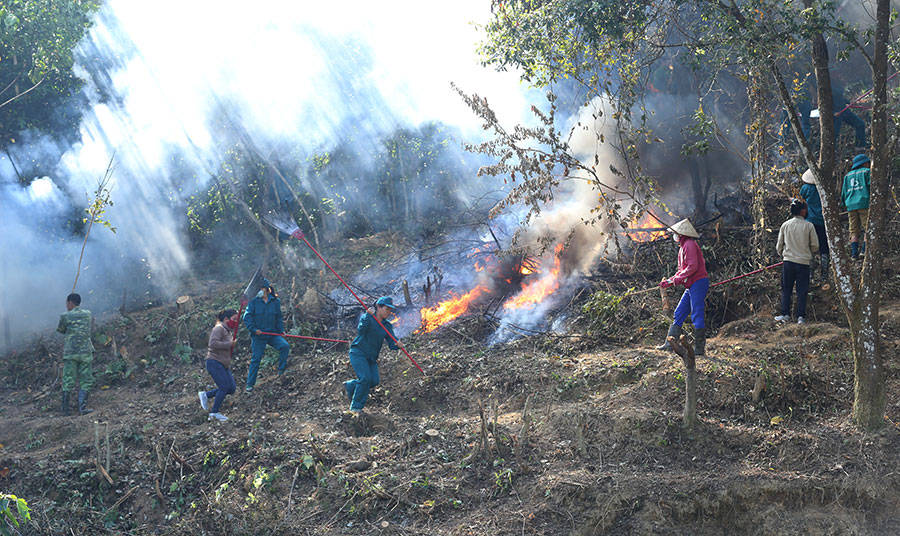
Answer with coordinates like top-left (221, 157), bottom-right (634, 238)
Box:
top-left (4, 244), bottom-right (900, 535)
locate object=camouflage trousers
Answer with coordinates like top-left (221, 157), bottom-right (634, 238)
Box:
top-left (62, 354), bottom-right (94, 393)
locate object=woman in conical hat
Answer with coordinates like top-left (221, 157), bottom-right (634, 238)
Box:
top-left (657, 219), bottom-right (710, 356)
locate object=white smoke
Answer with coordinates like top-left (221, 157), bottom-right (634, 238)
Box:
top-left (0, 0), bottom-right (535, 350)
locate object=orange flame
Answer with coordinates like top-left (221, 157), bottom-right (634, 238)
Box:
top-left (503, 243), bottom-right (564, 310)
top-left (419, 285), bottom-right (491, 333)
top-left (624, 210), bottom-right (667, 242)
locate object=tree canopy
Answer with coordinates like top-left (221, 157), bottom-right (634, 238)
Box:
top-left (0, 0), bottom-right (99, 150)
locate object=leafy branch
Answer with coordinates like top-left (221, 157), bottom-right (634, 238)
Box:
top-left (73, 153), bottom-right (117, 293)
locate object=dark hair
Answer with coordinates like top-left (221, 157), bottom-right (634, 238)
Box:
top-left (66, 293), bottom-right (81, 306)
top-left (790, 198), bottom-right (807, 216)
top-left (217, 309), bottom-right (238, 321)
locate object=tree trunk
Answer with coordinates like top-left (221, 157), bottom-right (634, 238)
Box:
top-left (852, 311), bottom-right (885, 429)
top-left (748, 71), bottom-right (769, 266)
top-left (851, 0), bottom-right (890, 430)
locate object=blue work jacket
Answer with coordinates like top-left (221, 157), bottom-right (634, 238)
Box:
top-left (349, 313), bottom-right (399, 361)
top-left (243, 295), bottom-right (284, 335)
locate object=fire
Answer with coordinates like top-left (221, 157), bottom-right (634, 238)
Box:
top-left (503, 243), bottom-right (564, 310)
top-left (419, 285), bottom-right (491, 333)
top-left (624, 210), bottom-right (668, 242)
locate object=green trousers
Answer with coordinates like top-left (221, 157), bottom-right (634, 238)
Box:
top-left (62, 355), bottom-right (94, 393)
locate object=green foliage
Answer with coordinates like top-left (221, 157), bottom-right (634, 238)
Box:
top-left (174, 344), bottom-right (192, 364)
top-left (681, 105), bottom-right (715, 156)
top-left (0, 493), bottom-right (30, 536)
top-left (581, 289), bottom-right (623, 329)
top-left (0, 0), bottom-right (100, 145)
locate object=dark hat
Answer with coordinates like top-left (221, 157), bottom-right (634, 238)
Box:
top-left (375, 296), bottom-right (398, 311)
top-left (851, 154), bottom-right (870, 170)
top-left (260, 278), bottom-right (270, 289)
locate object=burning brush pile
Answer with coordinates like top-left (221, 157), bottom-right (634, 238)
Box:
top-left (416, 243), bottom-right (567, 341)
top-left (262, 205), bottom-right (680, 345)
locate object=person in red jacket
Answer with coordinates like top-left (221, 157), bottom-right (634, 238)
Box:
top-left (657, 219), bottom-right (710, 356)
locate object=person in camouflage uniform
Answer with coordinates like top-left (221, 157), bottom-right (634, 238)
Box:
top-left (57, 293), bottom-right (94, 415)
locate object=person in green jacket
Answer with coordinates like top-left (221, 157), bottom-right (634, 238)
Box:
top-left (57, 293), bottom-right (94, 415)
top-left (842, 154), bottom-right (871, 260)
top-left (343, 297), bottom-right (402, 414)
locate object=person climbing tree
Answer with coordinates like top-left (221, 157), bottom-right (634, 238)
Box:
top-left (243, 278), bottom-right (290, 392)
top-left (657, 219), bottom-right (710, 357)
top-left (343, 297), bottom-right (402, 414)
top-left (57, 293), bottom-right (94, 415)
top-left (199, 309), bottom-right (238, 422)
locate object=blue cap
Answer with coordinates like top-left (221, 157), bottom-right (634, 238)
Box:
top-left (260, 278), bottom-right (270, 289)
top-left (375, 296), bottom-right (398, 311)
top-left (851, 154), bottom-right (870, 170)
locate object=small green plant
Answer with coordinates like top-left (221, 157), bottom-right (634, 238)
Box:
top-left (24, 433), bottom-right (43, 451)
top-left (145, 326), bottom-right (167, 344)
top-left (0, 493), bottom-right (31, 536)
top-left (174, 344), bottom-right (192, 364)
top-left (492, 468), bottom-right (513, 495)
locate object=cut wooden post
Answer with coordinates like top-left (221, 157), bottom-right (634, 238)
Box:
top-left (402, 280), bottom-right (413, 307)
top-left (575, 412), bottom-right (587, 458)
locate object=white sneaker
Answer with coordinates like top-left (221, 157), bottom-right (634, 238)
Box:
top-left (774, 315), bottom-right (790, 323)
top-left (797, 316), bottom-right (807, 324)
top-left (208, 413), bottom-right (228, 422)
top-left (198, 391), bottom-right (209, 411)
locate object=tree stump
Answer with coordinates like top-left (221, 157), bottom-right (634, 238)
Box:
top-left (176, 296), bottom-right (194, 313)
top-left (402, 280), bottom-right (413, 307)
top-left (668, 334), bottom-right (697, 432)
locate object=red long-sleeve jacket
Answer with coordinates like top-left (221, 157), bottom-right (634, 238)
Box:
top-left (672, 237), bottom-right (708, 288)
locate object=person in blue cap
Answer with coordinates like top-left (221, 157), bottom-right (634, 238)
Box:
top-left (343, 296), bottom-right (402, 414)
top-left (842, 153), bottom-right (871, 260)
top-left (242, 278), bottom-right (290, 392)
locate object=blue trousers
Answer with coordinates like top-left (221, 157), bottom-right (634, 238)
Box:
top-left (781, 261), bottom-right (810, 318)
top-left (205, 359), bottom-right (235, 413)
top-left (246, 334), bottom-right (290, 389)
top-left (673, 277), bottom-right (710, 329)
top-left (344, 351), bottom-right (380, 411)
top-left (834, 108), bottom-right (867, 148)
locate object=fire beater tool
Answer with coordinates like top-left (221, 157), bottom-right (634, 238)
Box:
top-left (627, 261), bottom-right (785, 296)
top-left (256, 332), bottom-right (349, 344)
top-left (260, 211), bottom-right (425, 375)
top-left (231, 265), bottom-right (266, 356)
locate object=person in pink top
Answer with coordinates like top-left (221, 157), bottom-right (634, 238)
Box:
top-left (656, 219), bottom-right (710, 356)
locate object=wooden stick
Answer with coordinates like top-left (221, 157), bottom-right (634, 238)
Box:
top-left (106, 486), bottom-right (137, 513)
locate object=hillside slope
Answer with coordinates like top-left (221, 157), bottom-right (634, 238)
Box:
top-left (2, 271), bottom-right (900, 535)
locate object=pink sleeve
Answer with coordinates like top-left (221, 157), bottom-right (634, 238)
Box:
top-left (673, 241), bottom-right (699, 284)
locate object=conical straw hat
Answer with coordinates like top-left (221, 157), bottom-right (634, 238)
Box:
top-left (669, 219), bottom-right (699, 238)
top-left (801, 169), bottom-right (817, 185)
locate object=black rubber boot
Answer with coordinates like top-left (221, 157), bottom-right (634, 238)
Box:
top-left (62, 392), bottom-right (70, 416)
top-left (693, 328), bottom-right (707, 357)
top-left (78, 390), bottom-right (93, 415)
top-left (655, 324), bottom-right (681, 351)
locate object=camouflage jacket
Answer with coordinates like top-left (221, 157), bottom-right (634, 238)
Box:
top-left (57, 307), bottom-right (95, 358)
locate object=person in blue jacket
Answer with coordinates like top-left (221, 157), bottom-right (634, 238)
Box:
top-left (800, 169), bottom-right (829, 282)
top-left (243, 278), bottom-right (290, 392)
top-left (343, 296), bottom-right (402, 414)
